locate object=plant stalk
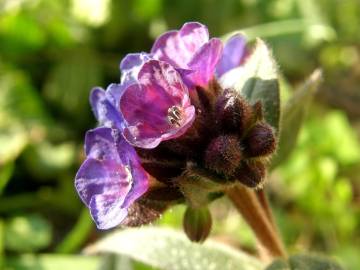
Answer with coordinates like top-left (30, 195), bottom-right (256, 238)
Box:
top-left (226, 185), bottom-right (287, 258)
top-left (256, 189), bottom-right (277, 231)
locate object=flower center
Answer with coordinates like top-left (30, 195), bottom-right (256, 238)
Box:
top-left (167, 106), bottom-right (182, 127)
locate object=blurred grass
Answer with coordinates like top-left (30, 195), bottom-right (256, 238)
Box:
top-left (0, 0), bottom-right (360, 269)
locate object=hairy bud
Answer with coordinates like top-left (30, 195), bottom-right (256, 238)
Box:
top-left (234, 160), bottom-right (266, 188)
top-left (204, 135), bottom-right (243, 175)
top-left (144, 186), bottom-right (184, 202)
top-left (183, 206), bottom-right (212, 243)
top-left (243, 122), bottom-right (276, 157)
top-left (215, 89), bottom-right (253, 135)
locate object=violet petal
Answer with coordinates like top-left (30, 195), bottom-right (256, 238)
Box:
top-left (90, 87), bottom-right (123, 129)
top-left (151, 22), bottom-right (209, 68)
top-left (187, 38), bottom-right (223, 87)
top-left (120, 53), bottom-right (152, 88)
top-left (85, 127), bottom-right (119, 161)
top-left (216, 34), bottom-right (247, 77)
top-left (75, 127), bottom-right (149, 229)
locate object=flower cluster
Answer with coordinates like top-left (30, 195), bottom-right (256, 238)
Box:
top-left (75, 22), bottom-right (275, 230)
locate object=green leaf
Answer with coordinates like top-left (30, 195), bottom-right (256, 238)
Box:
top-left (0, 71), bottom-right (51, 129)
top-left (265, 259), bottom-right (289, 270)
top-left (266, 254), bottom-right (344, 270)
top-left (289, 254), bottom-right (344, 270)
top-left (222, 19), bottom-right (336, 43)
top-left (271, 69), bottom-right (322, 168)
top-left (0, 69), bottom-right (52, 164)
top-left (5, 254), bottom-right (101, 270)
top-left (23, 141), bottom-right (76, 179)
top-left (0, 125), bottom-right (28, 165)
top-left (5, 214), bottom-right (52, 252)
top-left (221, 39), bottom-right (280, 133)
top-left (0, 162), bottom-right (14, 195)
top-left (44, 48), bottom-right (103, 128)
top-left (85, 227), bottom-right (264, 270)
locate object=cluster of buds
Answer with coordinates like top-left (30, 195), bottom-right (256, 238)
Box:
top-left (75, 22), bottom-right (277, 241)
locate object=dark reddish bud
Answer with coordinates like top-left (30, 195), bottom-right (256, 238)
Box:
top-left (140, 158), bottom-right (184, 184)
top-left (243, 122), bottom-right (276, 157)
top-left (122, 198), bottom-right (168, 227)
top-left (183, 206), bottom-right (212, 243)
top-left (143, 187), bottom-right (184, 202)
top-left (233, 160), bottom-right (266, 188)
top-left (215, 89), bottom-right (253, 136)
top-left (204, 135), bottom-right (243, 175)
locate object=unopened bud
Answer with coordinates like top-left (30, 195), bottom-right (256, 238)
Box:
top-left (234, 160), bottom-right (266, 188)
top-left (183, 206), bottom-right (212, 243)
top-left (215, 89), bottom-right (253, 135)
top-left (204, 135), bottom-right (243, 175)
top-left (144, 186), bottom-right (184, 202)
top-left (243, 122), bottom-right (276, 158)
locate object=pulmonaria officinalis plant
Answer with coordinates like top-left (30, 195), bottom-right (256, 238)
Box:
top-left (75, 22), bottom-right (279, 241)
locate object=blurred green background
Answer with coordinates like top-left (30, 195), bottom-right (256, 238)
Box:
top-left (1, 0), bottom-right (360, 269)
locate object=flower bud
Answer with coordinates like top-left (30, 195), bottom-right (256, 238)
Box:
top-left (183, 206), bottom-right (212, 243)
top-left (144, 187), bottom-right (184, 202)
top-left (140, 159), bottom-right (184, 184)
top-left (243, 122), bottom-right (276, 158)
top-left (215, 89), bottom-right (253, 135)
top-left (204, 135), bottom-right (243, 175)
top-left (233, 160), bottom-right (266, 188)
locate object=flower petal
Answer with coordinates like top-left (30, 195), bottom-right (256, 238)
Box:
top-left (151, 22), bottom-right (209, 68)
top-left (90, 87), bottom-right (123, 129)
top-left (216, 34), bottom-right (247, 77)
top-left (179, 22), bottom-right (209, 55)
top-left (105, 83), bottom-right (125, 110)
top-left (85, 127), bottom-right (119, 161)
top-left (120, 60), bottom-right (195, 148)
top-left (89, 193), bottom-right (129, 229)
top-left (120, 53), bottom-right (152, 88)
top-left (75, 127), bottom-right (149, 229)
top-left (121, 157), bottom-right (149, 209)
top-left (75, 158), bottom-right (131, 208)
top-left (187, 38), bottom-right (223, 87)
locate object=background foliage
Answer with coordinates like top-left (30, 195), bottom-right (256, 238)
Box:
top-left (1, 0), bottom-right (360, 269)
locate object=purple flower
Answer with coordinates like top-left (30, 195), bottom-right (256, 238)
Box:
top-left (75, 127), bottom-right (149, 229)
top-left (120, 52), bottom-right (153, 90)
top-left (119, 59), bottom-right (196, 149)
top-left (216, 34), bottom-right (247, 77)
top-left (151, 22), bottom-right (223, 88)
top-left (90, 85), bottom-right (124, 130)
top-left (218, 35), bottom-right (248, 89)
top-left (75, 22), bottom-right (251, 231)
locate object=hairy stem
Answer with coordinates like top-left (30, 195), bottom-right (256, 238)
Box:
top-left (226, 185), bottom-right (287, 258)
top-left (256, 189), bottom-right (276, 230)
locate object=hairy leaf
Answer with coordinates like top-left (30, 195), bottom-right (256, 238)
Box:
top-left (266, 254), bottom-right (344, 270)
top-left (271, 69), bottom-right (322, 168)
top-left (85, 227), bottom-right (264, 270)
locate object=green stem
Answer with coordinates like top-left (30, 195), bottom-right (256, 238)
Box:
top-left (0, 220), bottom-right (4, 269)
top-left (55, 208), bottom-right (94, 253)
